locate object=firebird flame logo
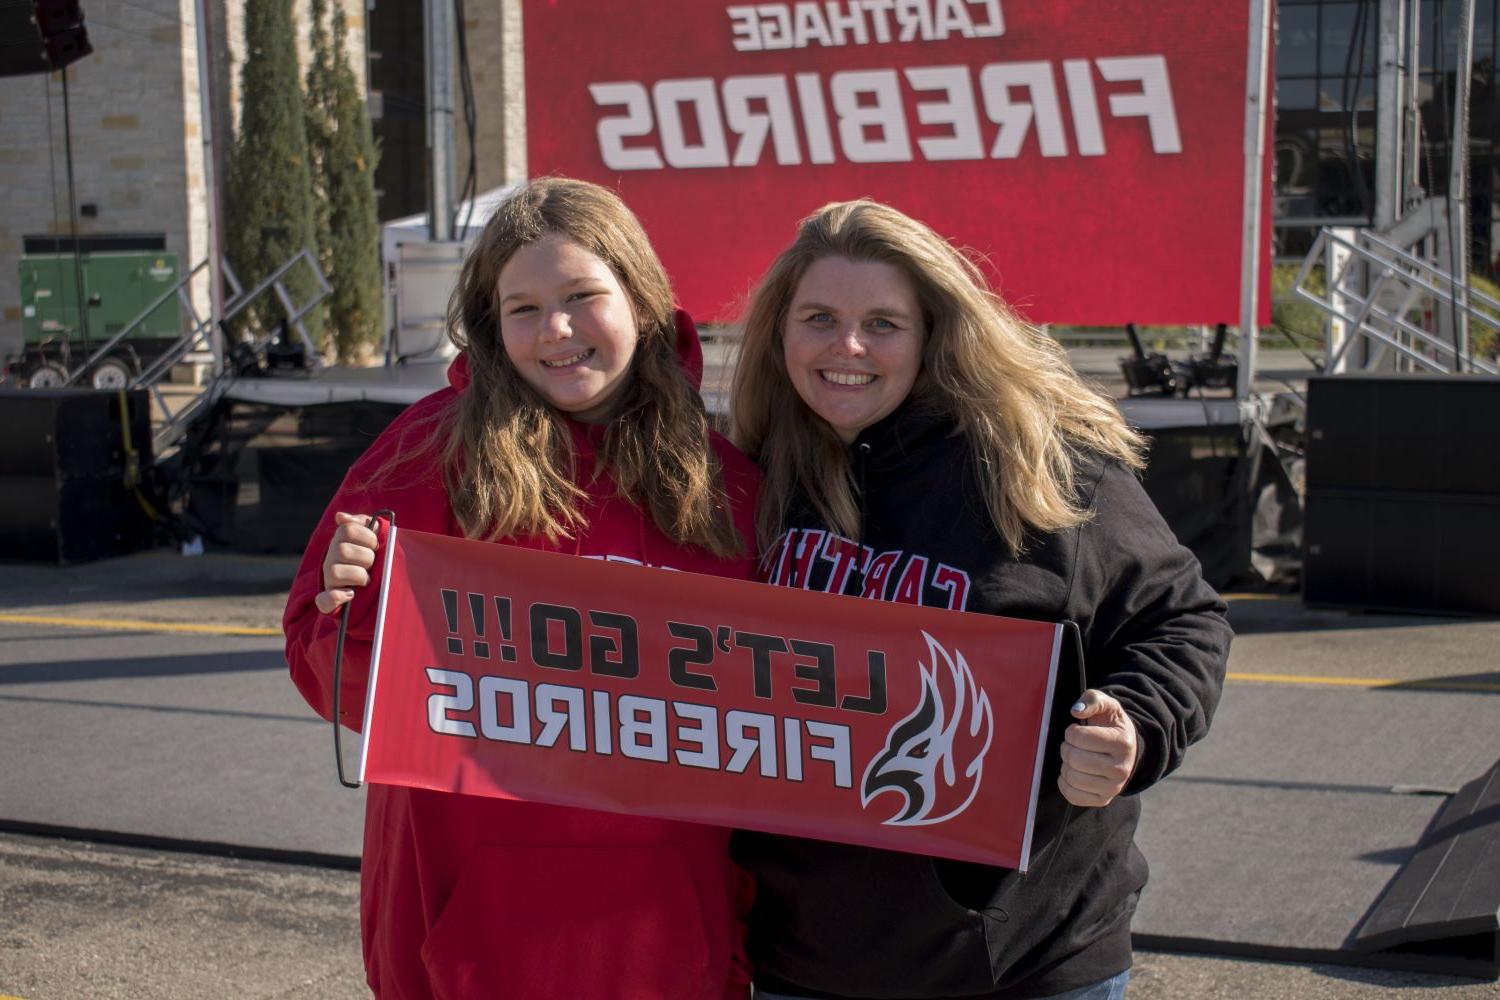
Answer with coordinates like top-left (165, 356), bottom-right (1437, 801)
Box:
top-left (860, 632), bottom-right (994, 826)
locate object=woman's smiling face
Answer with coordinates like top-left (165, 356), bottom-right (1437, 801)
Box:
top-left (497, 233), bottom-right (639, 423)
top-left (782, 255), bottom-right (924, 443)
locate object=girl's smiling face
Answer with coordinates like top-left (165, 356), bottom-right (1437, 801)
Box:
top-left (497, 233), bottom-right (639, 423)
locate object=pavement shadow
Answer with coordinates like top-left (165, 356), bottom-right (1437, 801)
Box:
top-left (0, 631), bottom-right (148, 645)
top-left (0, 649), bottom-right (285, 685)
top-left (1315, 964), bottom-right (1497, 989)
top-left (1370, 672), bottom-right (1500, 696)
top-left (0, 551), bottom-right (299, 610)
top-left (1224, 597), bottom-right (1493, 636)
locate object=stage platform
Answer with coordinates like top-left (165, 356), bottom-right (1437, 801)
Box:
top-left (223, 358), bottom-right (454, 408)
top-left (1116, 395), bottom-right (1245, 429)
top-left (221, 338), bottom-right (743, 412)
top-left (218, 348), bottom-right (1251, 427)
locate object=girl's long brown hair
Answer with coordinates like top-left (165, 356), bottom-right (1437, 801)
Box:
top-left (730, 198), bottom-right (1144, 555)
top-left (439, 178), bottom-right (742, 556)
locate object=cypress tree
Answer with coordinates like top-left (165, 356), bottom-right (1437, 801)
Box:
top-left (324, 4), bottom-right (384, 362)
top-left (225, 0), bottom-right (324, 349)
top-left (304, 0), bottom-right (336, 329)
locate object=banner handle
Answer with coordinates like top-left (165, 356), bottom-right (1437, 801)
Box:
top-left (1025, 622), bottom-right (1087, 880)
top-left (985, 620), bottom-right (1088, 904)
top-left (332, 509), bottom-right (394, 789)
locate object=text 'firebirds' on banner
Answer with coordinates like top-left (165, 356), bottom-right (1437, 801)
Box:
top-left (358, 524), bottom-right (1066, 870)
top-left (522, 0), bottom-right (1269, 326)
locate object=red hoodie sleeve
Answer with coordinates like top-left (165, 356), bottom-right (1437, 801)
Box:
top-left (709, 432), bottom-right (764, 578)
top-left (282, 390), bottom-right (456, 728)
top-left (724, 863), bottom-right (757, 997)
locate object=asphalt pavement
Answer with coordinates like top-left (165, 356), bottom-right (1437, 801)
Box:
top-left (1, 548), bottom-right (1498, 999)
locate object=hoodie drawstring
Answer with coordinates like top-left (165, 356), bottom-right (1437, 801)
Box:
top-left (853, 441), bottom-right (872, 593)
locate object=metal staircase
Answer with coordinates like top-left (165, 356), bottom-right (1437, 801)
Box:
top-left (1291, 214), bottom-right (1499, 378)
top-left (56, 249), bottom-right (332, 456)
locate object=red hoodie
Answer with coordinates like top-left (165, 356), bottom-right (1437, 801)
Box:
top-left (284, 313), bottom-right (761, 999)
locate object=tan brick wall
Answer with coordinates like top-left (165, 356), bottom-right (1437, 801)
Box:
top-left (0, 0), bottom-right (192, 361)
top-left (455, 0), bottom-right (526, 195)
top-left (0, 0), bottom-right (371, 361)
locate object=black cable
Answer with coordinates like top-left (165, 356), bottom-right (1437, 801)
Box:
top-left (106, 0), bottom-right (185, 25)
top-left (332, 509), bottom-right (393, 789)
top-left (1435, 0), bottom-right (1470, 372)
top-left (1454, 1), bottom-right (1476, 372)
top-left (61, 67), bottom-right (89, 367)
top-left (1268, 321), bottom-right (1328, 371)
top-left (40, 73), bottom-right (71, 377)
top-left (1339, 0), bottom-right (1373, 218)
top-left (332, 587), bottom-right (359, 788)
top-left (1191, 378), bottom-right (1222, 458)
top-left (1272, 375), bottom-right (1308, 404)
top-left (81, 17), bottom-right (161, 44)
top-left (453, 0), bottom-right (478, 238)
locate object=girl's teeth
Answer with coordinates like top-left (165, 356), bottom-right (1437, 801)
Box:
top-left (542, 350), bottom-right (591, 368)
top-left (823, 371), bottom-right (874, 386)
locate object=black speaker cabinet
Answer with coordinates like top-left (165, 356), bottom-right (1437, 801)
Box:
top-left (249, 443), bottom-right (369, 553)
top-left (1138, 422), bottom-right (1249, 590)
top-left (0, 389), bottom-right (154, 564)
top-left (1307, 375), bottom-right (1500, 495)
top-left (1303, 491), bottom-right (1500, 615)
top-left (0, 1), bottom-right (92, 78)
top-left (1304, 376), bottom-right (1500, 615)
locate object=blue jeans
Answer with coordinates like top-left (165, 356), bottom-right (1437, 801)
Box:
top-left (754, 970), bottom-right (1129, 1000)
top-left (1043, 969), bottom-right (1131, 1000)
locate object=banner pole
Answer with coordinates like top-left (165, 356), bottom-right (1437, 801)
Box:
top-left (332, 510), bottom-right (395, 789)
top-left (1237, 0), bottom-right (1273, 400)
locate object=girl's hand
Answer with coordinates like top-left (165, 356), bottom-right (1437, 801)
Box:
top-left (314, 512), bottom-right (381, 615)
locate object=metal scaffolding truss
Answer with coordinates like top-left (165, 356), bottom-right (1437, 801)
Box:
top-left (1292, 227), bottom-right (1499, 377)
top-left (56, 249), bottom-right (332, 455)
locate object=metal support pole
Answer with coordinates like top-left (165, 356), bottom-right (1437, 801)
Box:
top-left (1447, 0), bottom-right (1475, 370)
top-left (1404, 0), bottom-right (1422, 201)
top-left (1236, 0), bottom-right (1273, 400)
top-left (1374, 0), bottom-right (1405, 230)
top-left (194, 0), bottom-right (225, 377)
top-left (1326, 228), bottom-right (1356, 374)
top-left (425, 0), bottom-right (456, 242)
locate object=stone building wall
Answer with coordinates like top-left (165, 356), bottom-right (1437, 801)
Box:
top-left (0, 0), bottom-right (191, 361)
top-left (0, 0), bottom-right (369, 364)
top-left (453, 0), bottom-right (526, 196)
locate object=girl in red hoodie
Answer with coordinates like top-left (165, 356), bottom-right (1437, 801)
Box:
top-left (283, 179), bottom-right (760, 999)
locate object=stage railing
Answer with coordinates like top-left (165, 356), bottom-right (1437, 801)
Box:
top-left (1291, 227), bottom-right (1499, 376)
top-left (141, 251), bottom-right (331, 456)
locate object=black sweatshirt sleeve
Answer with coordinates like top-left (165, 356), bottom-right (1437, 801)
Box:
top-left (1072, 460), bottom-right (1232, 794)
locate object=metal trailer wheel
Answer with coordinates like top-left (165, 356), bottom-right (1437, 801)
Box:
top-left (24, 361), bottom-right (69, 389)
top-left (90, 356), bottom-right (133, 390)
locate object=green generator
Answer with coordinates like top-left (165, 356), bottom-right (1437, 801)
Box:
top-left (11, 251), bottom-right (183, 389)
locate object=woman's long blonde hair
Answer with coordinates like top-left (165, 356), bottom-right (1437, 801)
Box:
top-left (441, 178), bottom-right (742, 556)
top-left (730, 198), bottom-right (1144, 555)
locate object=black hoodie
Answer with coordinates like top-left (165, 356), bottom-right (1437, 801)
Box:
top-left (732, 401), bottom-right (1231, 999)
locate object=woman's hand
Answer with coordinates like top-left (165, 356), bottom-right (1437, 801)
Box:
top-left (1058, 690), bottom-right (1139, 808)
top-left (314, 512), bottom-right (381, 615)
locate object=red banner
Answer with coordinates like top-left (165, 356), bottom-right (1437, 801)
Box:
top-left (523, 0), bottom-right (1271, 326)
top-left (359, 526), bottom-right (1065, 870)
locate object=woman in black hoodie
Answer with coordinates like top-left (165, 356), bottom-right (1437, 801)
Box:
top-left (728, 199), bottom-right (1232, 1000)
